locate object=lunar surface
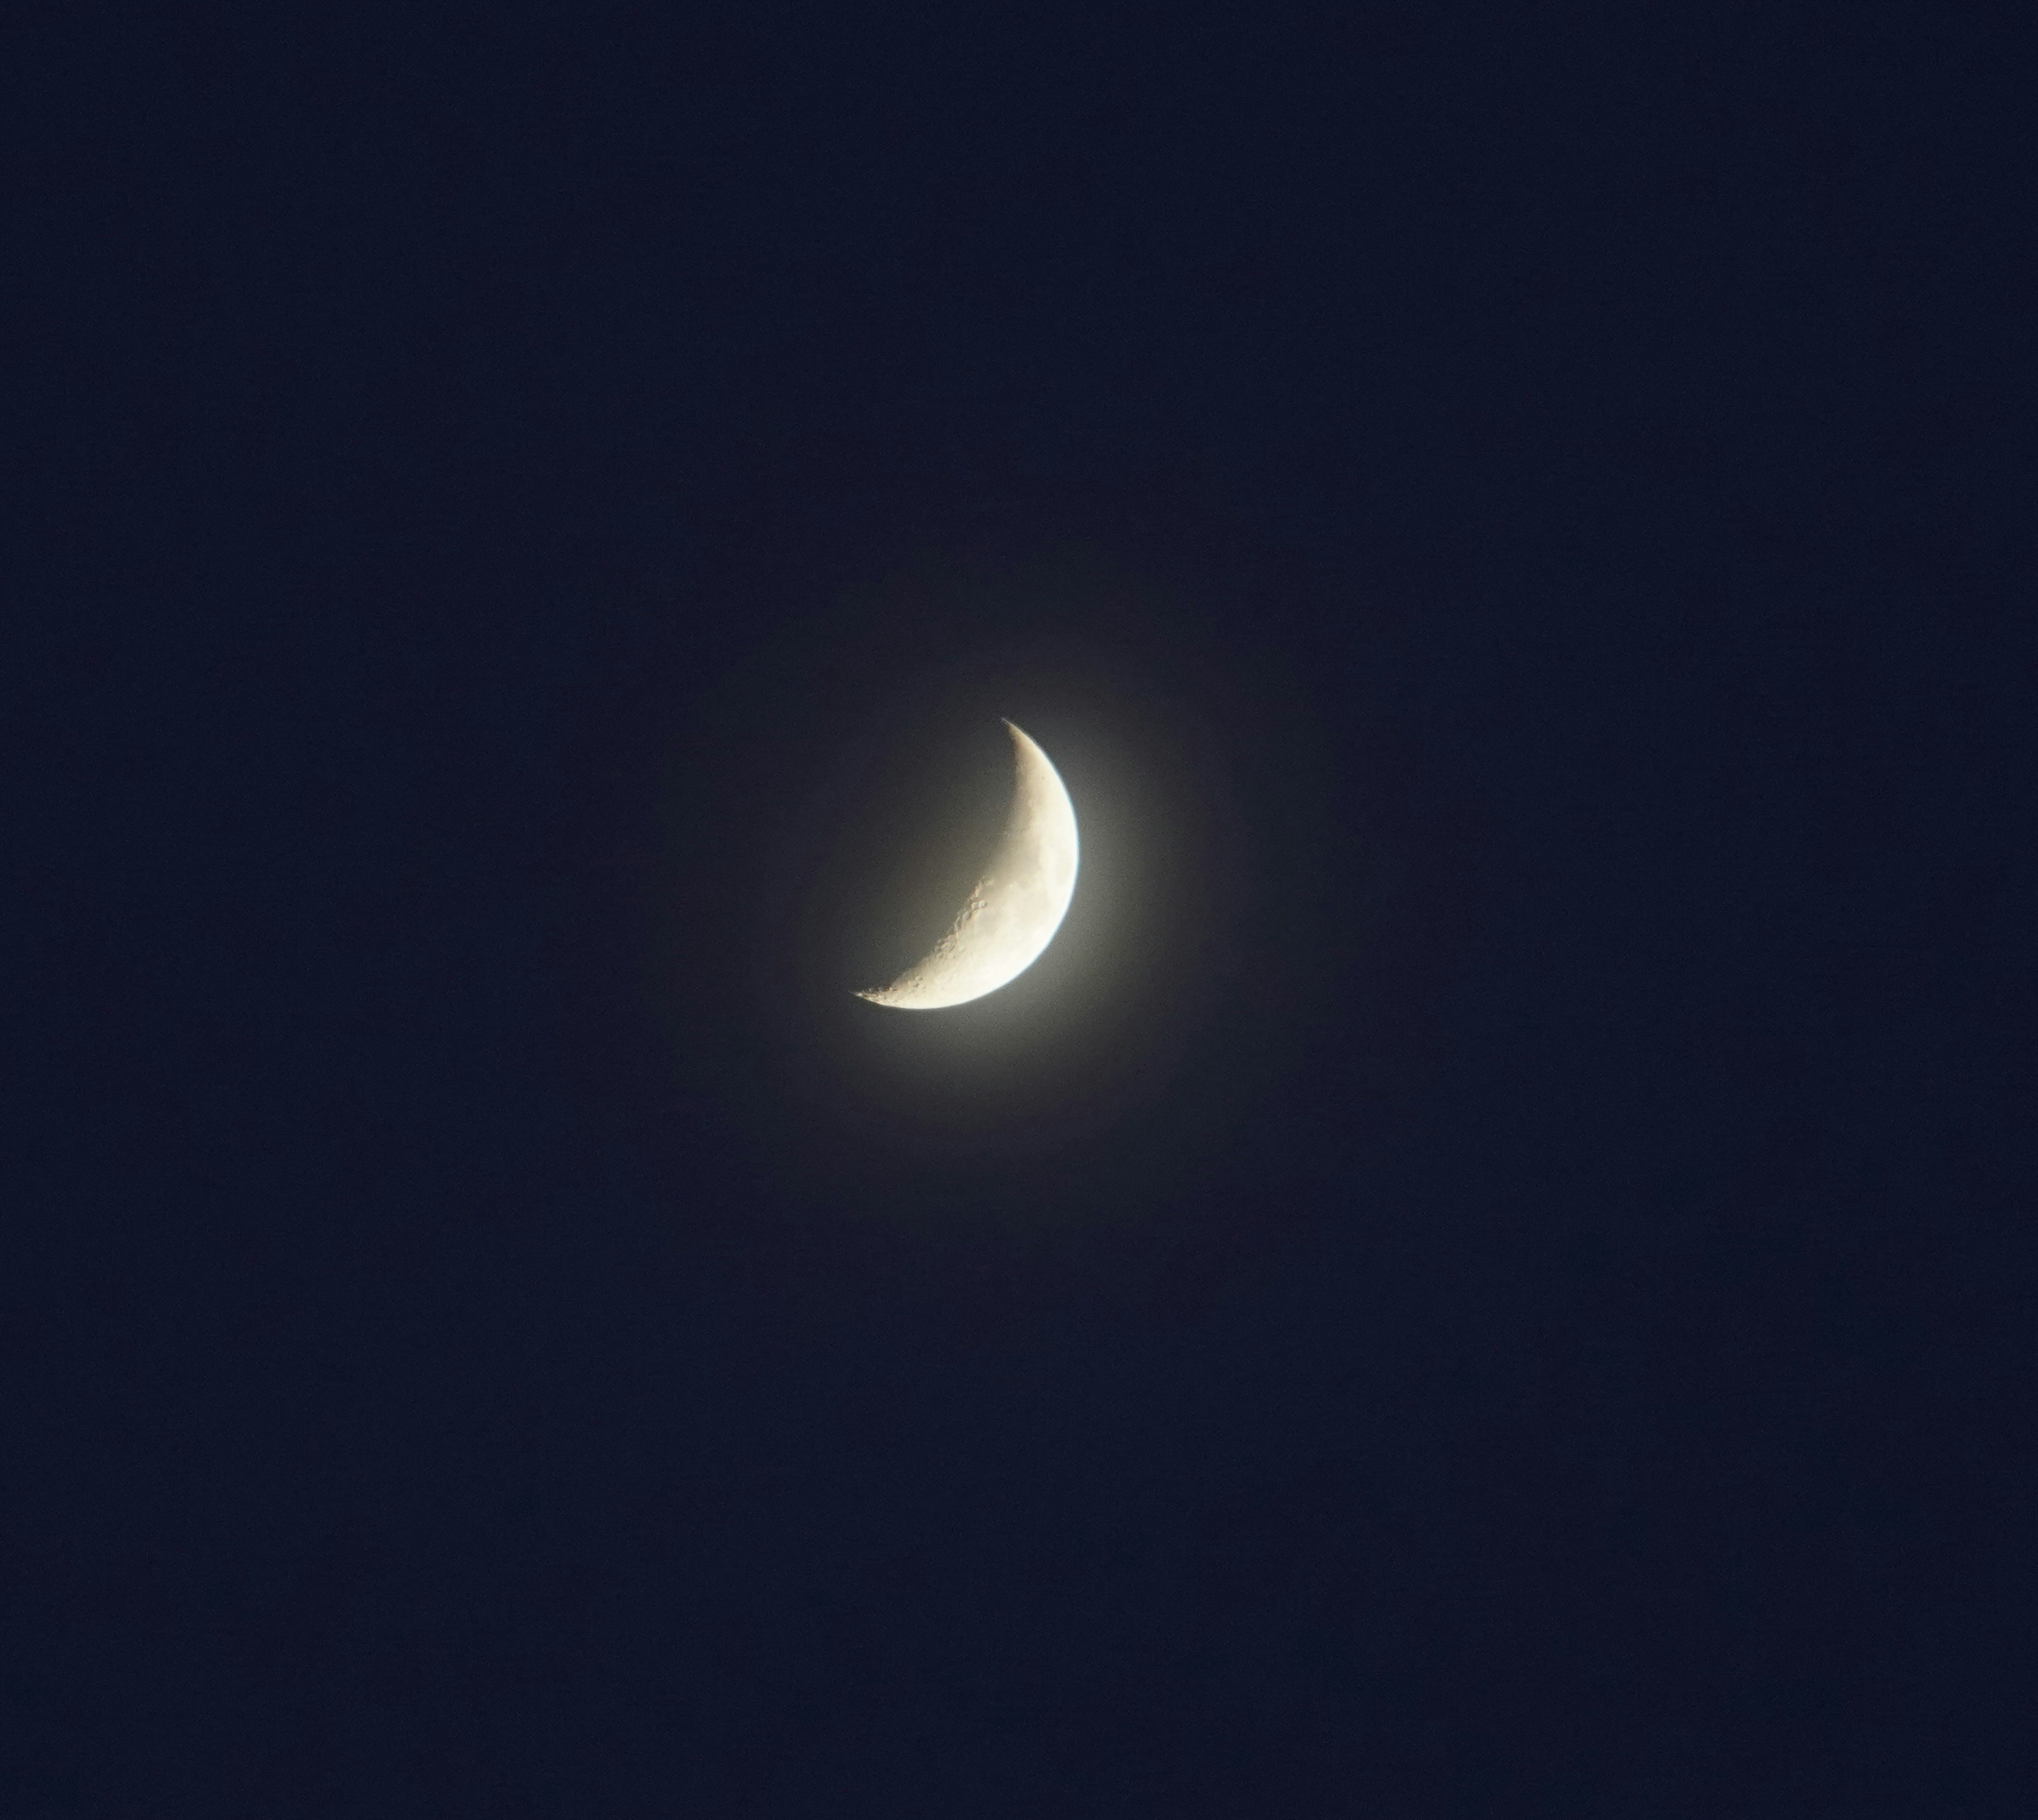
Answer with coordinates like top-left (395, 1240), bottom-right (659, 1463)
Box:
top-left (858, 721), bottom-right (1079, 1010)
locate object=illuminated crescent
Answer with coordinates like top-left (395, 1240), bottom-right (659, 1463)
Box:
top-left (858, 721), bottom-right (1079, 1011)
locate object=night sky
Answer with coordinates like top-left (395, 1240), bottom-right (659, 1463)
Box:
top-left (14, 3), bottom-right (2031, 1814)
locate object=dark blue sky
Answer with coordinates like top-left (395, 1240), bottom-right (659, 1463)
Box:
top-left (13, 3), bottom-right (2030, 1813)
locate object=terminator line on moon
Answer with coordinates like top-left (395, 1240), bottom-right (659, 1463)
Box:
top-left (858, 721), bottom-right (1080, 1011)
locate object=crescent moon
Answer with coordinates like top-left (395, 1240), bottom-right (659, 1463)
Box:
top-left (858, 721), bottom-right (1080, 1011)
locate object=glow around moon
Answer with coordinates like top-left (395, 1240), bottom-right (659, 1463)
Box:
top-left (858, 721), bottom-right (1080, 1011)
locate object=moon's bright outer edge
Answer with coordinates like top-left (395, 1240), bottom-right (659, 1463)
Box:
top-left (858, 721), bottom-right (1080, 1011)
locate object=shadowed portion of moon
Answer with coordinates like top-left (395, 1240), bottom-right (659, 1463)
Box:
top-left (858, 721), bottom-right (1079, 1010)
